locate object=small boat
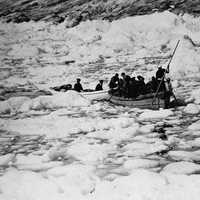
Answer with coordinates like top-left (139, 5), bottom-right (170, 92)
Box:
top-left (50, 85), bottom-right (109, 101)
top-left (108, 92), bottom-right (167, 110)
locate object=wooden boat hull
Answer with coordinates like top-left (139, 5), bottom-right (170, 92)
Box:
top-left (108, 93), bottom-right (166, 109)
top-left (81, 90), bottom-right (109, 101)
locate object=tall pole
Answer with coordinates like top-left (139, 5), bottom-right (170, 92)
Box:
top-left (152, 40), bottom-right (180, 107)
top-left (166, 40), bottom-right (180, 72)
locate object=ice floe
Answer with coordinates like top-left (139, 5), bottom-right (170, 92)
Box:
top-left (67, 139), bottom-right (116, 164)
top-left (14, 154), bottom-right (62, 171)
top-left (91, 170), bottom-right (168, 200)
top-left (138, 124), bottom-right (155, 134)
top-left (123, 141), bottom-right (169, 157)
top-left (168, 150), bottom-right (200, 162)
top-left (184, 103), bottom-right (200, 114)
top-left (0, 101), bottom-right (11, 114)
top-left (162, 161), bottom-right (200, 175)
top-left (139, 109), bottom-right (174, 120)
top-left (189, 88), bottom-right (200, 104)
top-left (0, 154), bottom-right (16, 167)
top-left (46, 164), bottom-right (98, 195)
top-left (123, 158), bottom-right (161, 171)
top-left (188, 120), bottom-right (200, 131)
top-left (0, 91), bottom-right (90, 115)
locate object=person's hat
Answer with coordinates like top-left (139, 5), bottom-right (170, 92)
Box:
top-left (100, 80), bottom-right (103, 83)
top-left (77, 78), bottom-right (81, 81)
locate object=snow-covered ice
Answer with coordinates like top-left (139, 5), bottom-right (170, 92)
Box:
top-left (139, 109), bottom-right (174, 120)
top-left (162, 161), bottom-right (200, 175)
top-left (184, 103), bottom-right (200, 114)
top-left (188, 120), bottom-right (200, 131)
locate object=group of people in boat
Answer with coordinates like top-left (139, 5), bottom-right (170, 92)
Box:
top-left (51, 66), bottom-right (172, 100)
top-left (108, 66), bottom-right (171, 98)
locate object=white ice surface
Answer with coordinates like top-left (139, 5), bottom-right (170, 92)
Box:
top-left (184, 103), bottom-right (200, 114)
top-left (162, 161), bottom-right (200, 175)
top-left (139, 109), bottom-right (174, 120)
top-left (1, 11), bottom-right (200, 89)
top-left (0, 91), bottom-right (90, 114)
top-left (188, 120), bottom-right (200, 131)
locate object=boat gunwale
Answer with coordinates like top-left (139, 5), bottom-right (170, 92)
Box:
top-left (109, 92), bottom-right (165, 102)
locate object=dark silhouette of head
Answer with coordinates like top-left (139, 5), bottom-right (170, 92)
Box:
top-left (121, 72), bottom-right (126, 78)
top-left (100, 80), bottom-right (103, 84)
top-left (115, 73), bottom-right (119, 77)
top-left (125, 75), bottom-right (131, 81)
top-left (77, 78), bottom-right (81, 83)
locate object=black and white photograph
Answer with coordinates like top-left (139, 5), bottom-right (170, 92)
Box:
top-left (0, 0), bottom-right (200, 199)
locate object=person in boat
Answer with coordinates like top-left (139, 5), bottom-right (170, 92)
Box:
top-left (164, 78), bottom-right (173, 108)
top-left (121, 72), bottom-right (126, 84)
top-left (109, 73), bottom-right (119, 89)
top-left (118, 73), bottom-right (129, 97)
top-left (151, 76), bottom-right (158, 92)
top-left (128, 77), bottom-right (139, 98)
top-left (132, 76), bottom-right (140, 96)
top-left (95, 80), bottom-right (104, 91)
top-left (124, 75), bottom-right (131, 97)
top-left (137, 75), bottom-right (146, 95)
top-left (156, 66), bottom-right (166, 80)
top-left (156, 66), bottom-right (169, 91)
top-left (74, 78), bottom-right (83, 92)
top-left (116, 77), bottom-right (124, 96)
top-left (146, 76), bottom-right (158, 93)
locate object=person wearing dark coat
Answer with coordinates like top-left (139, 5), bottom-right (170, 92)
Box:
top-left (156, 66), bottom-right (169, 80)
top-left (156, 67), bottom-right (165, 80)
top-left (121, 73), bottom-right (126, 87)
top-left (123, 75), bottom-right (131, 97)
top-left (156, 67), bottom-right (169, 91)
top-left (146, 76), bottom-right (158, 93)
top-left (128, 78), bottom-right (139, 98)
top-left (95, 80), bottom-right (103, 91)
top-left (151, 76), bottom-right (158, 92)
top-left (137, 75), bottom-right (146, 95)
top-left (74, 78), bottom-right (83, 92)
top-left (109, 73), bottom-right (119, 89)
top-left (117, 78), bottom-right (124, 96)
